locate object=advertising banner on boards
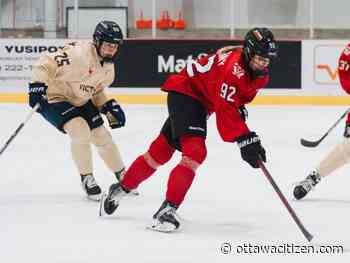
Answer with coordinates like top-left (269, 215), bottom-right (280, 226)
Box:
top-left (302, 40), bottom-right (349, 95)
top-left (0, 39), bottom-right (301, 90)
top-left (116, 39), bottom-right (301, 89)
top-left (0, 39), bottom-right (66, 90)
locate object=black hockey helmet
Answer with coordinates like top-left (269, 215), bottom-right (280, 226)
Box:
top-left (93, 20), bottom-right (123, 62)
top-left (243, 28), bottom-right (278, 64)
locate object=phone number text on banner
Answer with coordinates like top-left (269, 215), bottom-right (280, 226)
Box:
top-left (0, 39), bottom-right (66, 88)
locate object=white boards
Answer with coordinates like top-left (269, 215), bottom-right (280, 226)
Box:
top-left (67, 7), bottom-right (128, 38)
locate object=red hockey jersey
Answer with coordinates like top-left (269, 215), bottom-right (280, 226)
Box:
top-left (162, 47), bottom-right (269, 142)
top-left (338, 42), bottom-right (350, 94)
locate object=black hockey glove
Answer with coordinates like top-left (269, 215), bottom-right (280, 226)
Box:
top-left (28, 82), bottom-right (47, 113)
top-left (101, 99), bottom-right (126, 129)
top-left (236, 132), bottom-right (266, 169)
top-left (238, 105), bottom-right (248, 122)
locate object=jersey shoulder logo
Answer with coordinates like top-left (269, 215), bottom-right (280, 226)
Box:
top-left (232, 63), bottom-right (245, 79)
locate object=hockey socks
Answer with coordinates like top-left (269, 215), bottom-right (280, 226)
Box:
top-left (122, 134), bottom-right (175, 190)
top-left (122, 155), bottom-right (156, 190)
top-left (166, 164), bottom-right (195, 206)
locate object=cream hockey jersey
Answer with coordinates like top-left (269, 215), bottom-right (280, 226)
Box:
top-left (31, 41), bottom-right (115, 108)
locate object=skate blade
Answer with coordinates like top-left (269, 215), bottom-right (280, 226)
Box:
top-left (99, 192), bottom-right (108, 217)
top-left (87, 193), bottom-right (101, 202)
top-left (146, 220), bottom-right (178, 233)
top-left (129, 189), bottom-right (140, 196)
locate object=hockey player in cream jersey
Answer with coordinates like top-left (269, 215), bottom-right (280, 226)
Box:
top-left (28, 21), bottom-right (127, 200)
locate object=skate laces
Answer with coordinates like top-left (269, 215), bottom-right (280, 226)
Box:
top-left (156, 205), bottom-right (180, 222)
top-left (109, 184), bottom-right (127, 202)
top-left (83, 175), bottom-right (98, 188)
top-left (308, 171), bottom-right (321, 185)
top-left (299, 179), bottom-right (314, 192)
top-left (297, 171), bottom-right (321, 192)
top-left (159, 206), bottom-right (175, 217)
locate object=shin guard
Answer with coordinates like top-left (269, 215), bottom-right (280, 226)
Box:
top-left (122, 134), bottom-right (175, 190)
top-left (166, 136), bottom-right (207, 206)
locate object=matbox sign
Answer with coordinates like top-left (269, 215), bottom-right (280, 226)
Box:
top-left (0, 39), bottom-right (67, 89)
top-left (302, 40), bottom-right (349, 95)
top-left (115, 39), bottom-right (301, 89)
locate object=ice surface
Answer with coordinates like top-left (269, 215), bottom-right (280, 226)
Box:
top-left (0, 104), bottom-right (349, 262)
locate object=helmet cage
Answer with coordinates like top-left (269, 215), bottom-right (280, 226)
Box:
top-left (93, 21), bottom-right (123, 63)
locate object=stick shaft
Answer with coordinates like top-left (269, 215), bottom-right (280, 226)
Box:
top-left (0, 104), bottom-right (39, 156)
top-left (258, 160), bottom-right (313, 242)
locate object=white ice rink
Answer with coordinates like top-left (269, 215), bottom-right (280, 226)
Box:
top-left (1, 103), bottom-right (349, 262)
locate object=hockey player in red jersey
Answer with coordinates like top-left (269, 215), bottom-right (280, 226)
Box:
top-left (293, 42), bottom-right (350, 200)
top-left (339, 43), bottom-right (350, 137)
top-left (99, 28), bottom-right (278, 232)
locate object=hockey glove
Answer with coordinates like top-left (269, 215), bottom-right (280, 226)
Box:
top-left (101, 99), bottom-right (126, 129)
top-left (28, 82), bottom-right (48, 113)
top-left (236, 132), bottom-right (266, 169)
top-left (238, 105), bottom-right (248, 122)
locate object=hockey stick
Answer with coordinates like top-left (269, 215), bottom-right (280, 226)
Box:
top-left (300, 108), bottom-right (350, 148)
top-left (258, 160), bottom-right (314, 242)
top-left (0, 103), bottom-right (40, 156)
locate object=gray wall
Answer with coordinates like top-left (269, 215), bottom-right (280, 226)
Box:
top-left (133, 0), bottom-right (350, 29)
top-left (1, 0), bottom-right (350, 29)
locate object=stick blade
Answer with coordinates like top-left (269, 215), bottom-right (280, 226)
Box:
top-left (300, 226), bottom-right (314, 242)
top-left (300, 138), bottom-right (321, 148)
top-left (305, 232), bottom-right (314, 242)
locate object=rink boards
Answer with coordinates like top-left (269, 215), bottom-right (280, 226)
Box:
top-left (2, 92), bottom-right (350, 105)
top-left (1, 39), bottom-right (350, 105)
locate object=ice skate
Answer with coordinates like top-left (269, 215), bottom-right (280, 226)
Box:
top-left (99, 183), bottom-right (128, 216)
top-left (293, 170), bottom-right (321, 200)
top-left (81, 174), bottom-right (102, 201)
top-left (148, 200), bottom-right (180, 233)
top-left (115, 169), bottom-right (140, 196)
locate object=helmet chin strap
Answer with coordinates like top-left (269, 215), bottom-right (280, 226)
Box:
top-left (95, 41), bottom-right (117, 63)
top-left (248, 60), bottom-right (269, 78)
